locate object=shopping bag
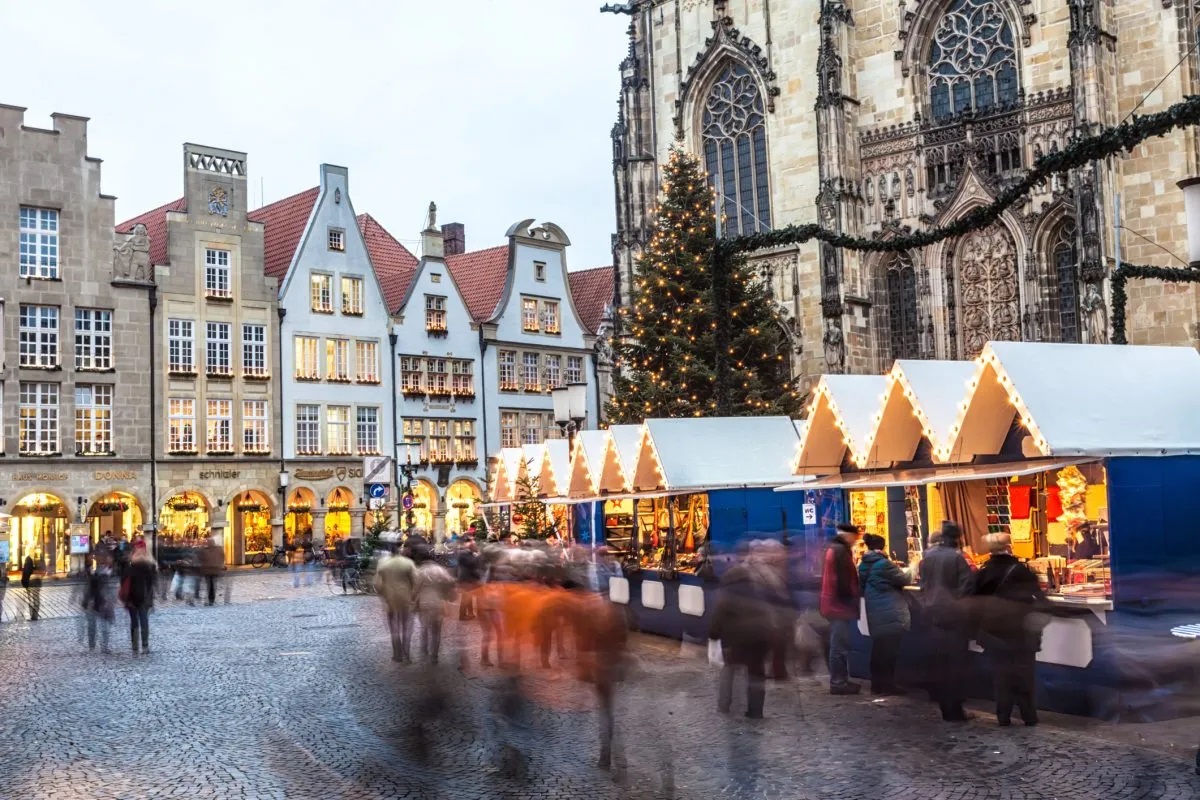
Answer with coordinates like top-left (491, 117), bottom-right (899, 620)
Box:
top-left (707, 638), bottom-right (724, 667)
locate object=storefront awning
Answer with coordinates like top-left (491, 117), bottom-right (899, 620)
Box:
top-left (774, 457), bottom-right (1097, 491)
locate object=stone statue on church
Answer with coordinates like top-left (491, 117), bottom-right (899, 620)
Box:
top-left (823, 321), bottom-right (845, 374)
top-left (113, 223), bottom-right (151, 281)
top-left (1080, 283), bottom-right (1108, 344)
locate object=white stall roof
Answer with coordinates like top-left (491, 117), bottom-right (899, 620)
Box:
top-left (521, 443), bottom-right (546, 483)
top-left (894, 360), bottom-right (976, 451)
top-left (979, 341), bottom-right (1200, 457)
top-left (858, 360), bottom-right (977, 468)
top-left (490, 447), bottom-right (525, 503)
top-left (795, 375), bottom-right (890, 472)
top-left (538, 439), bottom-right (572, 497)
top-left (608, 424), bottom-right (644, 485)
top-left (777, 457), bottom-right (1095, 491)
top-left (642, 416), bottom-right (801, 490)
top-left (571, 429), bottom-right (626, 495)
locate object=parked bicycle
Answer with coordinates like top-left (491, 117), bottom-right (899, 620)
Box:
top-left (329, 554), bottom-right (374, 595)
top-left (250, 546), bottom-right (289, 569)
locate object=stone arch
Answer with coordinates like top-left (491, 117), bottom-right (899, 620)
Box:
top-left (898, 0), bottom-right (1032, 78)
top-left (946, 221), bottom-right (1023, 359)
top-left (676, 16), bottom-right (779, 139)
top-left (1031, 205), bottom-right (1082, 343)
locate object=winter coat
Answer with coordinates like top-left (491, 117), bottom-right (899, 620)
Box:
top-left (708, 564), bottom-right (774, 658)
top-left (973, 553), bottom-right (1046, 653)
top-left (123, 560), bottom-right (156, 610)
top-left (820, 536), bottom-right (860, 621)
top-left (415, 561), bottom-right (455, 615)
top-left (919, 542), bottom-right (975, 630)
top-left (457, 549), bottom-right (482, 584)
top-left (199, 542), bottom-right (224, 576)
top-left (21, 557), bottom-right (34, 589)
top-left (85, 569), bottom-right (116, 619)
top-left (858, 551), bottom-right (912, 637)
top-left (374, 553), bottom-right (417, 612)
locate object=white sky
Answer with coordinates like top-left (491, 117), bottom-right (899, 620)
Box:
top-left (3, 0), bottom-right (628, 269)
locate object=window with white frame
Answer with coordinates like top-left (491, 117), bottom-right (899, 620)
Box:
top-left (19, 305), bottom-right (59, 368)
top-left (74, 309), bottom-right (113, 371)
top-left (75, 384), bottom-right (113, 455)
top-left (243, 399), bottom-right (269, 453)
top-left (341, 276), bottom-right (364, 315)
top-left (454, 420), bottom-right (476, 462)
top-left (403, 418), bottom-right (428, 461)
top-left (522, 412), bottom-right (542, 445)
top-left (311, 273), bottom-right (333, 313)
top-left (429, 358), bottom-right (449, 395)
top-left (242, 324), bottom-right (267, 377)
top-left (566, 355), bottom-right (584, 384)
top-left (206, 399), bottom-right (233, 453)
top-left (544, 354), bottom-right (562, 391)
top-left (326, 405), bottom-right (351, 454)
top-left (19, 382), bottom-right (59, 455)
top-left (325, 338), bottom-right (350, 381)
top-left (168, 319), bottom-right (195, 373)
top-left (425, 295), bottom-right (447, 332)
top-left (356, 407), bottom-right (380, 455)
top-left (206, 322), bottom-right (232, 376)
top-left (522, 352), bottom-right (540, 392)
top-left (522, 298), bottom-right (539, 332)
top-left (498, 350), bottom-right (517, 390)
top-left (355, 340), bottom-right (379, 383)
top-left (19, 207), bottom-right (59, 280)
top-left (168, 397), bottom-right (195, 453)
top-left (540, 300), bottom-right (561, 334)
top-left (452, 360), bottom-right (474, 395)
top-left (543, 413), bottom-right (562, 442)
top-left (500, 412), bottom-right (518, 448)
top-left (429, 419), bottom-right (452, 462)
top-left (295, 336), bottom-right (320, 380)
top-left (204, 248), bottom-right (232, 298)
top-left (328, 228), bottom-right (345, 252)
top-left (400, 356), bottom-right (424, 393)
top-left (296, 404), bottom-right (321, 455)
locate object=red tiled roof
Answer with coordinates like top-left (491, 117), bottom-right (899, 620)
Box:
top-left (357, 213), bottom-right (419, 313)
top-left (446, 245), bottom-right (510, 323)
top-left (568, 266), bottom-right (615, 334)
top-left (115, 197), bottom-right (186, 267)
top-left (248, 187), bottom-right (320, 281)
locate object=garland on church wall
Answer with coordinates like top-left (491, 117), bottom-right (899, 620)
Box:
top-left (716, 94), bottom-right (1200, 259)
top-left (1110, 264), bottom-right (1200, 345)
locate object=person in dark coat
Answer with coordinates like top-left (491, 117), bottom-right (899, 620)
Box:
top-left (858, 534), bottom-right (912, 695)
top-left (122, 541), bottom-right (157, 655)
top-left (820, 523), bottom-right (863, 695)
top-left (709, 557), bottom-right (774, 718)
top-left (457, 539), bottom-right (482, 621)
top-left (21, 555), bottom-right (43, 621)
top-left (84, 552), bottom-right (116, 653)
top-left (973, 533), bottom-right (1045, 727)
top-left (199, 537), bottom-right (223, 606)
top-left (919, 520), bottom-right (976, 721)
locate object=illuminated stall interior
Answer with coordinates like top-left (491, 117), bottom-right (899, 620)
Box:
top-left (9, 493), bottom-right (69, 574)
top-left (86, 492), bottom-right (143, 543)
top-left (229, 490), bottom-right (272, 562)
top-left (324, 487), bottom-right (353, 546)
top-left (285, 488), bottom-right (315, 545)
top-left (159, 492), bottom-right (210, 549)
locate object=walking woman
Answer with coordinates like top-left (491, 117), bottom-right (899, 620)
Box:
top-left (121, 541), bottom-right (157, 655)
top-left (858, 534), bottom-right (912, 695)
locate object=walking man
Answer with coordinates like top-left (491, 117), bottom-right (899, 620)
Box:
top-left (200, 536), bottom-right (223, 606)
top-left (821, 523), bottom-right (863, 695)
top-left (374, 546), bottom-right (418, 663)
top-left (920, 521), bottom-right (977, 721)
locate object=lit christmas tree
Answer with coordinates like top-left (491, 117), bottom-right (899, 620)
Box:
top-left (608, 146), bottom-right (802, 423)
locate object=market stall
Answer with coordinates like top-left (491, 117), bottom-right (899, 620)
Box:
top-left (785, 341), bottom-right (1200, 720)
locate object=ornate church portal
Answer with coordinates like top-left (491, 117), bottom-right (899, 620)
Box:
top-left (955, 225), bottom-right (1021, 359)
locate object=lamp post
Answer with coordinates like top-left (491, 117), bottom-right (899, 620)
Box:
top-left (396, 440), bottom-right (423, 535)
top-left (1178, 178), bottom-right (1200, 268)
top-left (551, 382), bottom-right (588, 544)
top-left (278, 469), bottom-right (290, 550)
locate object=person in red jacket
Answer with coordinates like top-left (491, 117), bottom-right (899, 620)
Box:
top-left (821, 523), bottom-right (863, 694)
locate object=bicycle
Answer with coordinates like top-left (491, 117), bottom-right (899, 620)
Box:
top-left (329, 556), bottom-right (374, 595)
top-left (250, 546), bottom-right (289, 569)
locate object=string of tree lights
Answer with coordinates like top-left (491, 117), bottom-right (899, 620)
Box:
top-left (607, 147), bottom-right (803, 423)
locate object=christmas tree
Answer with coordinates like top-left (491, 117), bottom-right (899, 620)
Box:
top-left (608, 146), bottom-right (802, 422)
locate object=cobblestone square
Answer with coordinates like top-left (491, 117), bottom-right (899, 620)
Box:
top-left (0, 572), bottom-right (1197, 799)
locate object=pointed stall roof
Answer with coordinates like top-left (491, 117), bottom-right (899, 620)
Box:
top-left (538, 439), bottom-right (572, 498)
top-left (857, 360), bottom-right (977, 468)
top-left (795, 375), bottom-right (890, 473)
top-left (489, 447), bottom-right (525, 503)
top-left (521, 443), bottom-right (547, 489)
top-left (638, 417), bottom-right (802, 491)
top-left (608, 424), bottom-right (644, 488)
top-left (569, 429), bottom-right (627, 497)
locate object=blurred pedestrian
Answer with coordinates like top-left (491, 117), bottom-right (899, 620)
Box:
top-left (858, 533), bottom-right (912, 695)
top-left (414, 548), bottom-right (454, 665)
top-left (919, 521), bottom-right (976, 722)
top-left (709, 549), bottom-right (772, 718)
top-left (374, 546), bottom-right (417, 663)
top-left (21, 554), bottom-right (43, 621)
top-left (748, 540), bottom-right (795, 681)
top-left (199, 536), bottom-right (223, 606)
top-left (821, 523), bottom-right (863, 695)
top-left (457, 538), bottom-right (482, 621)
top-left (973, 533), bottom-right (1044, 727)
top-left (84, 553), bottom-right (116, 653)
top-left (0, 565), bottom-right (8, 622)
top-left (120, 541), bottom-right (157, 655)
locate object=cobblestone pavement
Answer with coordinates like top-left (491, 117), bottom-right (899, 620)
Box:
top-left (1, 581), bottom-right (1198, 800)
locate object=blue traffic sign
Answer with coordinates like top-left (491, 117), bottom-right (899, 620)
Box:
top-left (402, 493), bottom-right (415, 510)
top-left (367, 483), bottom-right (387, 499)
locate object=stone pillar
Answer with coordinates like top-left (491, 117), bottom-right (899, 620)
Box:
top-left (351, 507), bottom-right (366, 539)
top-left (434, 511), bottom-right (447, 544)
top-left (270, 517), bottom-right (285, 550)
top-left (312, 510), bottom-right (327, 547)
top-left (210, 519), bottom-right (230, 565)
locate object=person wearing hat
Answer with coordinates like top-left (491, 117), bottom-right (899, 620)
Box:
top-left (919, 521), bottom-right (977, 721)
top-left (820, 523), bottom-right (863, 695)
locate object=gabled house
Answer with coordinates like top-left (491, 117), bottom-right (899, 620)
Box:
top-left (250, 164), bottom-right (393, 548)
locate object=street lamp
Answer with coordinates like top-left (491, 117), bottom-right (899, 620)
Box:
top-left (551, 382), bottom-right (588, 543)
top-left (1178, 178), bottom-right (1200, 268)
top-left (395, 440), bottom-right (423, 535)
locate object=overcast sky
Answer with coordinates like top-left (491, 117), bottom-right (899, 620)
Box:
top-left (4, 1), bottom-right (628, 269)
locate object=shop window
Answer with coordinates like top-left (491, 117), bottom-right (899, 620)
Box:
top-left (623, 493), bottom-right (710, 573)
top-left (159, 492), bottom-right (210, 550)
top-left (9, 493), bottom-right (68, 575)
top-left (445, 479), bottom-right (482, 536)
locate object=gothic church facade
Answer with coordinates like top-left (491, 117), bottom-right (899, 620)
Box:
top-left (609, 0), bottom-right (1200, 381)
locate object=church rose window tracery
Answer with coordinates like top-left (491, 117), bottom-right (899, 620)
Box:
top-left (886, 255), bottom-right (920, 361)
top-left (701, 62), bottom-right (772, 237)
top-left (928, 0), bottom-right (1019, 120)
top-left (956, 224), bottom-right (1021, 358)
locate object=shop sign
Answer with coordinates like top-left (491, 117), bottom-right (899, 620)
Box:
top-left (198, 469), bottom-right (240, 480)
top-left (293, 466), bottom-right (365, 482)
top-left (94, 470), bottom-right (137, 482)
top-left (802, 503), bottom-right (817, 526)
top-left (70, 524), bottom-right (90, 555)
top-left (12, 471), bottom-right (68, 482)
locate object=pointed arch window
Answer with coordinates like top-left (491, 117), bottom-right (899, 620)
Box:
top-left (928, 0), bottom-right (1019, 120)
top-left (701, 62), bottom-right (772, 237)
top-left (886, 255), bottom-right (920, 361)
top-left (1052, 220), bottom-right (1081, 343)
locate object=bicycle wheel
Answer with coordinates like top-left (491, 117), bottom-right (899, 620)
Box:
top-left (328, 565), bottom-right (347, 595)
top-left (273, 551), bottom-right (289, 569)
top-left (250, 552), bottom-right (268, 569)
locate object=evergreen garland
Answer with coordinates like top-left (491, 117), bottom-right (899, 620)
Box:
top-left (1110, 263), bottom-right (1200, 344)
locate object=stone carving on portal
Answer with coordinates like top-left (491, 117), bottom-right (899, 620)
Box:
top-left (957, 224), bottom-right (1021, 358)
top-left (822, 320), bottom-right (846, 374)
top-left (1080, 283), bottom-right (1108, 345)
top-left (113, 223), bottom-right (151, 281)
